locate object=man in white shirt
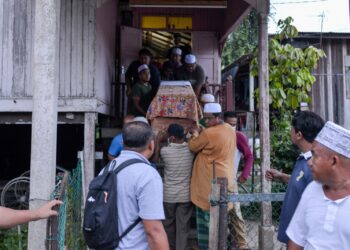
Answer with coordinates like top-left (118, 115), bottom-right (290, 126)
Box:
top-left (286, 121), bottom-right (350, 250)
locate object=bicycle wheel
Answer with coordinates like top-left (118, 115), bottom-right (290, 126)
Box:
top-left (1, 177), bottom-right (30, 209)
top-left (20, 166), bottom-right (66, 178)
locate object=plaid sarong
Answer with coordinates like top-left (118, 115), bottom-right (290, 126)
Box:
top-left (196, 206), bottom-right (210, 250)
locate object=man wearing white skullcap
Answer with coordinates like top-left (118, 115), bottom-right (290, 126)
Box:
top-left (126, 48), bottom-right (160, 100)
top-left (200, 93), bottom-right (215, 103)
top-left (174, 53), bottom-right (206, 98)
top-left (161, 48), bottom-right (183, 80)
top-left (130, 64), bottom-right (153, 116)
top-left (286, 121), bottom-right (350, 250)
top-left (198, 93), bottom-right (216, 128)
top-left (166, 33), bottom-right (191, 62)
top-left (188, 103), bottom-right (236, 249)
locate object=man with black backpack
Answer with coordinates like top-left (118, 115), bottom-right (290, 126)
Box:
top-left (84, 121), bottom-right (169, 250)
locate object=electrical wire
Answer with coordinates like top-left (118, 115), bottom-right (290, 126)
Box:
top-left (272, 0), bottom-right (327, 4)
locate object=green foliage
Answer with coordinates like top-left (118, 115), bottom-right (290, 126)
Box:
top-left (251, 17), bottom-right (325, 172)
top-left (270, 112), bottom-right (298, 173)
top-left (222, 10), bottom-right (258, 68)
top-left (251, 17), bottom-right (326, 110)
top-left (0, 225), bottom-right (28, 250)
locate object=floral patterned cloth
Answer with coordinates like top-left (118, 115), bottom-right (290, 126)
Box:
top-left (146, 84), bottom-right (203, 123)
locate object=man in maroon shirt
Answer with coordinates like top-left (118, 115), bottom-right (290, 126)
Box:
top-left (224, 112), bottom-right (254, 183)
top-left (224, 111), bottom-right (253, 250)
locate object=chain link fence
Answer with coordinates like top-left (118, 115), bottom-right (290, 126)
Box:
top-left (227, 179), bottom-right (287, 250)
top-left (47, 159), bottom-right (84, 250)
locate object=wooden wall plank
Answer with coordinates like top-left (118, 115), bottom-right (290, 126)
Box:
top-left (76, 0), bottom-right (84, 96)
top-left (2, 0), bottom-right (14, 97)
top-left (0, 1), bottom-right (4, 96)
top-left (70, 0), bottom-right (84, 97)
top-left (88, 0), bottom-right (96, 97)
top-left (59, 0), bottom-right (66, 97)
top-left (82, 0), bottom-right (89, 97)
top-left (65, 0), bottom-right (72, 97)
top-left (24, 0), bottom-right (33, 96)
top-left (71, 0), bottom-right (79, 96)
top-left (12, 1), bottom-right (27, 96)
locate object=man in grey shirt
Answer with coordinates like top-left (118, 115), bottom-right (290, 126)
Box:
top-left (174, 54), bottom-right (205, 98)
top-left (107, 121), bottom-right (169, 250)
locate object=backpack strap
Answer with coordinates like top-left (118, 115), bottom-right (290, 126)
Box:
top-left (113, 158), bottom-right (150, 239)
top-left (102, 160), bottom-right (116, 174)
top-left (113, 158), bottom-right (149, 174)
top-left (119, 217), bottom-right (142, 239)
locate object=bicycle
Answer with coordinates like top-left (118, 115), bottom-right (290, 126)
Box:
top-left (1, 166), bottom-right (66, 209)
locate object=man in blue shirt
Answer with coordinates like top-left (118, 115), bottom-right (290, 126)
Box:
top-left (108, 115), bottom-right (135, 161)
top-left (265, 111), bottom-right (324, 245)
top-left (106, 121), bottom-right (169, 249)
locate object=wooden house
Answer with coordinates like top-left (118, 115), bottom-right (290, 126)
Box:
top-left (0, 0), bottom-right (272, 247)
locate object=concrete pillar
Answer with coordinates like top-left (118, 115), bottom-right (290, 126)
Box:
top-left (257, 1), bottom-right (274, 249)
top-left (83, 112), bottom-right (97, 199)
top-left (28, 0), bottom-right (60, 249)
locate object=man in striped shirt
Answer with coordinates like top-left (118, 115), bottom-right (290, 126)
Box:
top-left (154, 123), bottom-right (194, 250)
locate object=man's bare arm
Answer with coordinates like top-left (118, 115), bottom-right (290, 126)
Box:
top-left (143, 220), bottom-right (169, 250)
top-left (0, 200), bottom-right (62, 229)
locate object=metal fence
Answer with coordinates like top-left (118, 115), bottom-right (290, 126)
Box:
top-left (47, 159), bottom-right (84, 250)
top-left (209, 178), bottom-right (287, 250)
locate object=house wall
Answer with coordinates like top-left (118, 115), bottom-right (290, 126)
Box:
top-left (0, 0), bottom-right (116, 115)
top-left (95, 0), bottom-right (118, 114)
top-left (0, 1), bottom-right (33, 98)
top-left (310, 37), bottom-right (350, 129)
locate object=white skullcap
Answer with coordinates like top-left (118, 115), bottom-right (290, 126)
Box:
top-left (200, 93), bottom-right (215, 103)
top-left (172, 48), bottom-right (182, 55)
top-left (133, 116), bottom-right (149, 124)
top-left (185, 54), bottom-right (196, 64)
top-left (315, 121), bottom-right (350, 158)
top-left (137, 64), bottom-right (149, 73)
top-left (204, 103), bottom-right (222, 113)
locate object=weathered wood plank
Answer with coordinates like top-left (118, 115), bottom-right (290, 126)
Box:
top-left (0, 1), bottom-right (4, 95)
top-left (82, 0), bottom-right (89, 97)
top-left (76, 0), bottom-right (84, 96)
top-left (2, 0), bottom-right (14, 97)
top-left (24, 0), bottom-right (33, 96)
top-left (209, 183), bottom-right (220, 250)
top-left (71, 0), bottom-right (78, 96)
top-left (59, 0), bottom-right (66, 97)
top-left (12, 0), bottom-right (27, 96)
top-left (88, 0), bottom-right (96, 97)
top-left (65, 0), bottom-right (72, 97)
top-left (326, 41), bottom-right (334, 121)
top-left (71, 0), bottom-right (82, 97)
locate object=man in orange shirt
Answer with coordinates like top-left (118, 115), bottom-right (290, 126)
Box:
top-left (188, 103), bottom-right (236, 249)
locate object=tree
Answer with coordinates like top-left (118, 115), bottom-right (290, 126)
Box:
top-left (221, 10), bottom-right (258, 68)
top-left (251, 17), bottom-right (326, 173)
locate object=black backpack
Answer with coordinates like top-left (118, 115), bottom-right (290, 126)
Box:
top-left (83, 158), bottom-right (146, 250)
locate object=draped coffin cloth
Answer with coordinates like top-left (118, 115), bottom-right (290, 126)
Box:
top-left (146, 81), bottom-right (203, 122)
top-left (151, 117), bottom-right (196, 136)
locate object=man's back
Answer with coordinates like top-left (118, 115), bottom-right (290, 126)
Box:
top-left (160, 142), bottom-right (194, 203)
top-left (108, 150), bottom-right (164, 250)
top-left (189, 123), bottom-right (236, 210)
